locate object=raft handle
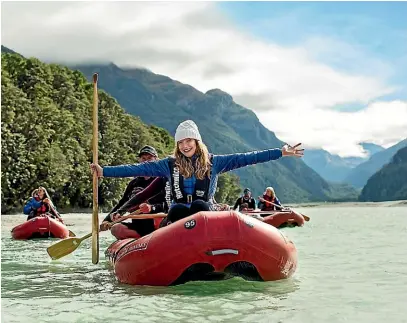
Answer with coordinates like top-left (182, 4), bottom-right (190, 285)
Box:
top-left (206, 249), bottom-right (239, 256)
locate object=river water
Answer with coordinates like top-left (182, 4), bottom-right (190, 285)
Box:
top-left (2, 205), bottom-right (407, 322)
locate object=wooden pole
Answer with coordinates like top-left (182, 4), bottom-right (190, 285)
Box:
top-left (92, 73), bottom-right (99, 264)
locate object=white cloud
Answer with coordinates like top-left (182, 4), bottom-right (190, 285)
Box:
top-left (258, 100), bottom-right (407, 157)
top-left (1, 1), bottom-right (405, 156)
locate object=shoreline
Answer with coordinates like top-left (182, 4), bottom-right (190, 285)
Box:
top-left (2, 200), bottom-right (406, 216)
top-left (286, 200), bottom-right (407, 208)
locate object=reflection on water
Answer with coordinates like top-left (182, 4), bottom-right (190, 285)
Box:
top-left (115, 276), bottom-right (300, 299)
top-left (2, 208), bottom-right (407, 323)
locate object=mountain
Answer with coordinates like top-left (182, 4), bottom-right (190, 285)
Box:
top-left (1, 45), bottom-right (358, 203)
top-left (303, 149), bottom-right (357, 183)
top-left (359, 146), bottom-right (407, 202)
top-left (71, 62), bottom-right (358, 202)
top-left (302, 142), bottom-right (385, 183)
top-left (1, 45), bottom-right (21, 56)
top-left (360, 142), bottom-right (385, 156)
top-left (1, 50), bottom-right (242, 213)
top-left (345, 139), bottom-right (407, 188)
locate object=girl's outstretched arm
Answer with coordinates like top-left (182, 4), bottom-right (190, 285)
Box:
top-left (91, 158), bottom-right (171, 178)
top-left (213, 148), bottom-right (283, 173)
top-left (212, 144), bottom-right (303, 173)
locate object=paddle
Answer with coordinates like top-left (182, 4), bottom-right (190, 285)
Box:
top-left (259, 199), bottom-right (310, 222)
top-left (92, 73), bottom-right (99, 264)
top-left (242, 210), bottom-right (290, 215)
top-left (46, 211), bottom-right (167, 260)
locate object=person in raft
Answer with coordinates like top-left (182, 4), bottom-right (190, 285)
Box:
top-left (233, 188), bottom-right (256, 212)
top-left (23, 186), bottom-right (64, 223)
top-left (90, 120), bottom-right (304, 225)
top-left (258, 186), bottom-right (283, 211)
top-left (100, 145), bottom-right (167, 238)
top-left (100, 176), bottom-right (170, 239)
top-left (105, 145), bottom-right (160, 218)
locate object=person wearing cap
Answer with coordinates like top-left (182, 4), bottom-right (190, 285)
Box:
top-left (258, 186), bottom-right (283, 211)
top-left (100, 145), bottom-right (167, 238)
top-left (91, 120), bottom-right (304, 225)
top-left (233, 188), bottom-right (256, 212)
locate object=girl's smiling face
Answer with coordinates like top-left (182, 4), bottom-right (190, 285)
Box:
top-left (177, 138), bottom-right (197, 158)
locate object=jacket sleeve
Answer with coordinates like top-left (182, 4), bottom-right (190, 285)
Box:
top-left (106, 178), bottom-right (140, 217)
top-left (103, 213), bottom-right (112, 223)
top-left (103, 158), bottom-right (170, 178)
top-left (23, 198), bottom-right (41, 215)
top-left (233, 198), bottom-right (241, 210)
top-left (116, 178), bottom-right (164, 215)
top-left (212, 149), bottom-right (282, 174)
top-left (274, 197), bottom-right (283, 210)
top-left (147, 179), bottom-right (168, 214)
top-left (249, 198), bottom-right (256, 209)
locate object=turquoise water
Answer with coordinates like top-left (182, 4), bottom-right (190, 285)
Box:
top-left (2, 206), bottom-right (407, 322)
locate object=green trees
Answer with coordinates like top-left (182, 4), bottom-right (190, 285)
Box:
top-left (1, 53), bottom-right (242, 213)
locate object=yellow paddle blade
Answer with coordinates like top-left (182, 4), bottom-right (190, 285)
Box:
top-left (69, 230), bottom-right (76, 237)
top-left (47, 236), bottom-right (85, 260)
top-left (301, 214), bottom-right (310, 222)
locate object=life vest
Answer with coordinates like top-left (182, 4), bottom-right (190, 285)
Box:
top-left (168, 157), bottom-right (211, 204)
top-left (164, 181), bottom-right (172, 210)
top-left (262, 195), bottom-right (277, 211)
top-left (37, 201), bottom-right (60, 219)
top-left (37, 202), bottom-right (49, 214)
top-left (240, 197), bottom-right (252, 204)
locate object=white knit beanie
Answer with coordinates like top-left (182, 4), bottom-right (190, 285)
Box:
top-left (174, 120), bottom-right (202, 142)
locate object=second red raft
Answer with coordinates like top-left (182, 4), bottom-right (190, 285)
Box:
top-left (106, 210), bottom-right (297, 286)
top-left (244, 210), bottom-right (305, 228)
top-left (11, 216), bottom-right (70, 240)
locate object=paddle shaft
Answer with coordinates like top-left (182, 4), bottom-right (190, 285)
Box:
top-left (243, 210), bottom-right (290, 215)
top-left (260, 198), bottom-right (283, 210)
top-left (92, 73), bottom-right (99, 264)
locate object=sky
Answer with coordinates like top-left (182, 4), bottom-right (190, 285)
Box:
top-left (1, 1), bottom-right (406, 157)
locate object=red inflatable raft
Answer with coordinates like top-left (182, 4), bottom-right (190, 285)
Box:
top-left (105, 210), bottom-right (297, 286)
top-left (244, 210), bottom-right (305, 228)
top-left (11, 216), bottom-right (70, 240)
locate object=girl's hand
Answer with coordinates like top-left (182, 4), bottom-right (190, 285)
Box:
top-left (90, 163), bottom-right (103, 177)
top-left (282, 143), bottom-right (304, 157)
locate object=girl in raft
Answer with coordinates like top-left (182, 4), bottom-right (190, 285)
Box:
top-left (91, 120), bottom-right (304, 225)
top-left (23, 186), bottom-right (64, 223)
top-left (258, 186), bottom-right (283, 211)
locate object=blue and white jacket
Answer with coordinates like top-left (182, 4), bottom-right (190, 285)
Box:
top-left (103, 148), bottom-right (283, 209)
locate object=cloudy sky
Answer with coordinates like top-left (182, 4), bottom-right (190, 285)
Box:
top-left (2, 1), bottom-right (406, 157)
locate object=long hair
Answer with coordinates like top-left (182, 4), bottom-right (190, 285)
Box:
top-left (265, 187), bottom-right (276, 199)
top-left (173, 140), bottom-right (211, 180)
top-left (38, 186), bottom-right (56, 209)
